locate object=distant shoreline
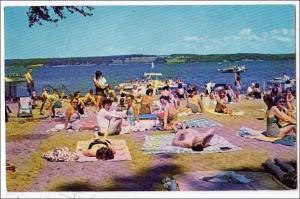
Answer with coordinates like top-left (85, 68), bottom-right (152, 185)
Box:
top-left (5, 53), bottom-right (295, 67)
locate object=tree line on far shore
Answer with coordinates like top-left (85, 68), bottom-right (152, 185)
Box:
top-left (5, 53), bottom-right (295, 67)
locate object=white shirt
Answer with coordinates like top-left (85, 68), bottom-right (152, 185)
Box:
top-left (247, 86), bottom-right (253, 95)
top-left (96, 109), bottom-right (124, 131)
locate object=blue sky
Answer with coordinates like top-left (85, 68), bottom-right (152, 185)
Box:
top-left (4, 5), bottom-right (296, 59)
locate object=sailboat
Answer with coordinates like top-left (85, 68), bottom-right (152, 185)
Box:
top-left (151, 62), bottom-right (155, 69)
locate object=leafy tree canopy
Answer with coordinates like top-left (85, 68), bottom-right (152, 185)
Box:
top-left (27, 6), bottom-right (94, 27)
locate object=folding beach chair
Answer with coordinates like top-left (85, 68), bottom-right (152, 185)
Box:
top-left (17, 96), bottom-right (33, 117)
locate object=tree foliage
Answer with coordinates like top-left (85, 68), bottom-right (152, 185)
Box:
top-left (27, 6), bottom-right (94, 27)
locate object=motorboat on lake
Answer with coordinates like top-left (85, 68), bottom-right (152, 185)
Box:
top-left (217, 65), bottom-right (247, 73)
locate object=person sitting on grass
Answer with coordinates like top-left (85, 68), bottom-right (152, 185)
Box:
top-left (126, 95), bottom-right (140, 124)
top-left (107, 84), bottom-right (118, 102)
top-left (176, 83), bottom-right (186, 100)
top-left (262, 158), bottom-right (297, 189)
top-left (226, 85), bottom-right (235, 103)
top-left (64, 98), bottom-right (96, 132)
top-left (80, 89), bottom-right (97, 107)
top-left (117, 97), bottom-right (127, 111)
top-left (286, 88), bottom-right (296, 112)
top-left (215, 89), bottom-right (232, 114)
top-left (82, 138), bottom-right (115, 160)
top-left (246, 83), bottom-right (255, 99)
top-left (265, 95), bottom-right (296, 138)
top-left (253, 83), bottom-right (262, 99)
top-left (187, 87), bottom-right (204, 113)
top-left (157, 95), bottom-right (178, 131)
top-left (96, 98), bottom-right (127, 136)
top-left (140, 89), bottom-right (154, 114)
top-left (172, 125), bottom-right (215, 151)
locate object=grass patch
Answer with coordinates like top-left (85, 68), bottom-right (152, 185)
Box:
top-left (6, 121), bottom-right (40, 142)
top-left (6, 132), bottom-right (93, 191)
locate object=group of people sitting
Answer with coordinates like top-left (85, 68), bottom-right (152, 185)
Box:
top-left (246, 82), bottom-right (262, 99)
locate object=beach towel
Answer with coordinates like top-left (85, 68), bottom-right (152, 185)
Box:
top-left (183, 118), bottom-right (221, 128)
top-left (120, 120), bottom-right (156, 134)
top-left (173, 171), bottom-right (285, 191)
top-left (155, 118), bottom-right (222, 131)
top-left (75, 139), bottom-right (132, 162)
top-left (142, 134), bottom-right (241, 154)
top-left (272, 135), bottom-right (296, 146)
top-left (206, 108), bottom-right (244, 116)
top-left (47, 123), bottom-right (66, 132)
top-left (237, 127), bottom-right (282, 143)
top-left (201, 171), bottom-right (253, 184)
top-left (139, 114), bottom-right (157, 120)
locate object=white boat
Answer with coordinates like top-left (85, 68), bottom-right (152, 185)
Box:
top-left (217, 65), bottom-right (247, 73)
top-left (118, 72), bottom-right (185, 91)
top-left (151, 62), bottom-right (155, 69)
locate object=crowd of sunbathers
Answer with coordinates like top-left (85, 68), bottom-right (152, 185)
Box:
top-left (35, 69), bottom-right (297, 141)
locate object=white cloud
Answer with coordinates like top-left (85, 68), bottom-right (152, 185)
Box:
top-left (180, 28), bottom-right (295, 54)
top-left (184, 35), bottom-right (208, 42)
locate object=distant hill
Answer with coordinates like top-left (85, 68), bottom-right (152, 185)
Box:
top-left (5, 53), bottom-right (295, 67)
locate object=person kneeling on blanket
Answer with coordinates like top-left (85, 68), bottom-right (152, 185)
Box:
top-left (82, 138), bottom-right (115, 160)
top-left (172, 124), bottom-right (215, 151)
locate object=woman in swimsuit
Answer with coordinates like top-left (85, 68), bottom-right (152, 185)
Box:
top-left (215, 89), bottom-right (232, 114)
top-left (265, 95), bottom-right (296, 138)
top-left (158, 95), bottom-right (178, 131)
top-left (65, 98), bottom-right (96, 132)
top-left (82, 138), bottom-right (115, 160)
top-left (187, 88), bottom-right (204, 113)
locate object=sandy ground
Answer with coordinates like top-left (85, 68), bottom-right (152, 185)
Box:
top-left (5, 98), bottom-right (297, 191)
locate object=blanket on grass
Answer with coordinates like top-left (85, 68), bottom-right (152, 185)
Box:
top-left (237, 127), bottom-right (295, 146)
top-left (142, 134), bottom-right (241, 154)
top-left (206, 108), bottom-right (244, 116)
top-left (75, 139), bottom-right (132, 162)
top-left (173, 171), bottom-right (285, 191)
top-left (120, 120), bottom-right (156, 134)
top-left (156, 118), bottom-right (222, 131)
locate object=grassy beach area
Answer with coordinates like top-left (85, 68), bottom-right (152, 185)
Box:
top-left (5, 97), bottom-right (296, 191)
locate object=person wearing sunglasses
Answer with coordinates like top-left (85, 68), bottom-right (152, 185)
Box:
top-left (265, 95), bottom-right (296, 138)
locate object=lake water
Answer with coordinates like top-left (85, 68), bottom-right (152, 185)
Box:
top-left (5, 60), bottom-right (296, 97)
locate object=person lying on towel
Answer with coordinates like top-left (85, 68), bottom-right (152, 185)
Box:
top-left (172, 125), bottom-right (215, 151)
top-left (82, 138), bottom-right (115, 160)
